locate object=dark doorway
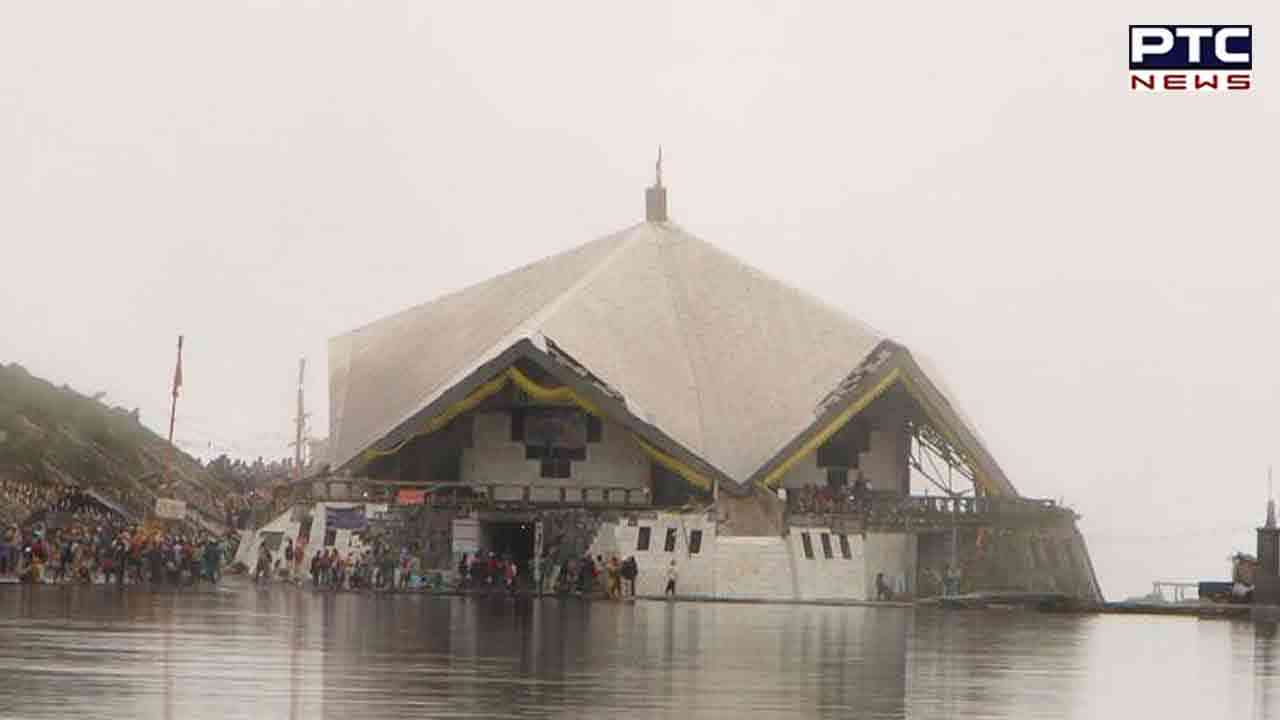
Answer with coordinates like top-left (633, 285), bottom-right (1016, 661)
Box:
top-left (484, 521), bottom-right (536, 578)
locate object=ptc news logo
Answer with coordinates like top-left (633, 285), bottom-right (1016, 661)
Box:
top-left (1130, 25), bottom-right (1252, 92)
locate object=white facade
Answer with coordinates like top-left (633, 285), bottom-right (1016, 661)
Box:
top-left (778, 415), bottom-right (909, 494)
top-left (588, 511), bottom-right (916, 601)
top-left (235, 502), bottom-right (387, 574)
top-left (462, 411), bottom-right (649, 503)
top-left (237, 502), bottom-right (919, 601)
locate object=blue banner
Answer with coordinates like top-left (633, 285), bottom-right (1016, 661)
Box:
top-left (325, 506), bottom-right (367, 531)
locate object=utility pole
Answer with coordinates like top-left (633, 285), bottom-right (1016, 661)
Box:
top-left (292, 358), bottom-right (307, 484)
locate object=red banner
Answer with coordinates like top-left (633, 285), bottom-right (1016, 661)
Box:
top-left (397, 489), bottom-right (426, 505)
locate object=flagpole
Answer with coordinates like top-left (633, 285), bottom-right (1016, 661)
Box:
top-left (164, 335), bottom-right (184, 490)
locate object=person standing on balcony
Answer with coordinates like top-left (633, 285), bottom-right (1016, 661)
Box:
top-left (944, 564), bottom-right (962, 597)
top-left (852, 472), bottom-right (869, 506)
top-left (665, 559), bottom-right (678, 598)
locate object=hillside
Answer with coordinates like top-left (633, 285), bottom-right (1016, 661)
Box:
top-left (0, 362), bottom-right (234, 529)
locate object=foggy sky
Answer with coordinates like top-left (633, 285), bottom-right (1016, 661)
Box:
top-left (2, 2), bottom-right (1276, 600)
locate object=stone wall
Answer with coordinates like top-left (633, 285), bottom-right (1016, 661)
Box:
top-left (914, 523), bottom-right (1101, 601)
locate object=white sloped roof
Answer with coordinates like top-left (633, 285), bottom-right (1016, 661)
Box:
top-left (329, 220), bottom-right (894, 482)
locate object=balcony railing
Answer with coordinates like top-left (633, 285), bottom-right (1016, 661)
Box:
top-left (307, 480), bottom-right (651, 509)
top-left (785, 488), bottom-right (1074, 531)
top-left (454, 484), bottom-right (650, 508)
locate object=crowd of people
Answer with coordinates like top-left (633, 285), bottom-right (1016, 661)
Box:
top-left (0, 477), bottom-right (65, 528)
top-left (41, 488), bottom-right (125, 529)
top-left (455, 552), bottom-right (644, 598)
top-left (787, 477), bottom-right (874, 516)
top-left (0, 521), bottom-right (233, 587)
top-left (304, 543), bottom-right (421, 591)
top-left (204, 455), bottom-right (311, 530)
top-left (217, 490), bottom-right (289, 531)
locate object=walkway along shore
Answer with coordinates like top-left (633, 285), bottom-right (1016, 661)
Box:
top-left (7, 575), bottom-right (1267, 621)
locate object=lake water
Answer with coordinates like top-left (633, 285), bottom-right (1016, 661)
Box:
top-left (0, 583), bottom-right (1277, 719)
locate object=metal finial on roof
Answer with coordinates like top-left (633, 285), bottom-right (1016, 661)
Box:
top-left (1268, 466), bottom-right (1277, 529)
top-left (645, 146), bottom-right (668, 222)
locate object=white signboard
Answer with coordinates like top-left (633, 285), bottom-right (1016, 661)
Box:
top-left (155, 498), bottom-right (187, 520)
top-left (452, 518), bottom-right (480, 555)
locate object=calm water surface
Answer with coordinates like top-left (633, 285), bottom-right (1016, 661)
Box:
top-left (1, 583), bottom-right (1277, 719)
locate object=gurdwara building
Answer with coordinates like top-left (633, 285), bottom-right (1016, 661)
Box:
top-left (289, 168), bottom-right (1101, 603)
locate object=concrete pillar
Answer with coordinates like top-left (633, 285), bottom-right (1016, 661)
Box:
top-left (1255, 525), bottom-right (1280, 605)
top-left (1260, 526), bottom-right (1280, 576)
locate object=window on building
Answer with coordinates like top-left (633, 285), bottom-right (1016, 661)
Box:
top-left (664, 528), bottom-right (677, 552)
top-left (816, 443), bottom-right (851, 468)
top-left (510, 408), bottom-right (526, 442)
top-left (637, 527), bottom-right (651, 551)
top-left (826, 467), bottom-right (849, 488)
top-left (800, 532), bottom-right (814, 559)
top-left (689, 529), bottom-right (703, 554)
top-left (839, 533), bottom-right (852, 559)
top-left (587, 415), bottom-right (603, 443)
top-left (323, 529), bottom-right (337, 547)
top-left (820, 533), bottom-right (834, 559)
top-left (529, 445), bottom-right (585, 464)
top-left (540, 457), bottom-right (571, 479)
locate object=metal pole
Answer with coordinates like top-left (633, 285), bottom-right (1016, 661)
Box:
top-left (948, 497), bottom-right (959, 597)
top-left (294, 358), bottom-right (306, 483)
top-left (533, 518), bottom-right (544, 596)
top-left (163, 335), bottom-right (183, 493)
top-left (167, 335), bottom-right (183, 444)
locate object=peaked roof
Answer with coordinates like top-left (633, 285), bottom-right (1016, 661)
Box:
top-left (329, 220), bottom-right (1005, 492)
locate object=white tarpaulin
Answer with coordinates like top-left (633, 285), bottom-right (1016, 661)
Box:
top-left (452, 518), bottom-right (480, 555)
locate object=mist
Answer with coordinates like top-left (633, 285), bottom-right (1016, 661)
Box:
top-left (2, 1), bottom-right (1276, 600)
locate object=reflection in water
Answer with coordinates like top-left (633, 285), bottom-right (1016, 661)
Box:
top-left (0, 585), bottom-right (1278, 719)
top-left (1255, 622), bottom-right (1278, 720)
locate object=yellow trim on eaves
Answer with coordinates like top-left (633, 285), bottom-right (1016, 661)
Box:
top-left (363, 367), bottom-right (598, 463)
top-left (506, 366), bottom-right (602, 416)
top-left (360, 365), bottom-right (712, 492)
top-left (760, 368), bottom-right (903, 489)
top-left (760, 365), bottom-right (1002, 496)
top-left (362, 371), bottom-right (512, 462)
top-left (634, 436), bottom-right (714, 491)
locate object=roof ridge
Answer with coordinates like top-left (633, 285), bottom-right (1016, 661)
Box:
top-left (330, 225), bottom-right (641, 468)
top-left (506, 223), bottom-right (652, 344)
top-left (665, 222), bottom-right (888, 343)
top-left (650, 224), bottom-right (711, 453)
top-left (334, 226), bottom-right (638, 340)
top-left (372, 226), bottom-right (644, 443)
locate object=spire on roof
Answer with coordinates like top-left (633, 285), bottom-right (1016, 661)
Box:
top-left (1268, 466), bottom-right (1276, 529)
top-left (645, 146), bottom-right (668, 223)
